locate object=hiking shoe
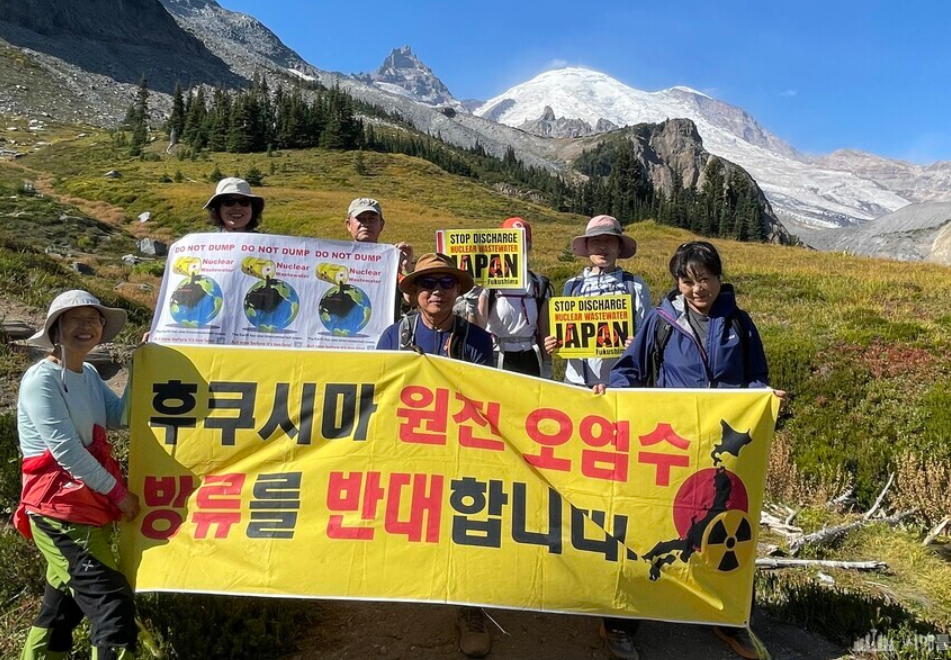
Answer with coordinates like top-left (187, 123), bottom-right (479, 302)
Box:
top-left (600, 621), bottom-right (640, 660)
top-left (713, 626), bottom-right (762, 660)
top-left (456, 607), bottom-right (491, 657)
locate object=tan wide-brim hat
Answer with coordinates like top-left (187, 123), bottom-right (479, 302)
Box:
top-left (399, 253), bottom-right (475, 295)
top-left (571, 214), bottom-right (637, 259)
top-left (203, 177), bottom-right (265, 216)
top-left (28, 290), bottom-right (127, 348)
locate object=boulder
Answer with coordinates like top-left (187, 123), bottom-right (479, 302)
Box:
top-left (138, 238), bottom-right (168, 256)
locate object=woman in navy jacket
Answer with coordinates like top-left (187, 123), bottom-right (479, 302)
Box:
top-left (609, 241), bottom-right (769, 390)
top-left (601, 241), bottom-right (781, 660)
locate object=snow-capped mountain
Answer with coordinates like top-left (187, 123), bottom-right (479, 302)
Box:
top-left (474, 67), bottom-right (912, 229)
top-left (354, 46), bottom-right (465, 112)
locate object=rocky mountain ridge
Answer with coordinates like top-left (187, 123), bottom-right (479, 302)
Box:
top-left (354, 46), bottom-right (465, 112)
top-left (518, 106), bottom-right (618, 138)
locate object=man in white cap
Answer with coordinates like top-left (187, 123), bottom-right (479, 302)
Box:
top-left (346, 197), bottom-right (414, 318)
top-left (346, 197), bottom-right (413, 275)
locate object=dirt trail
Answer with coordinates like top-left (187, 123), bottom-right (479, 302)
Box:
top-left (290, 601), bottom-right (846, 660)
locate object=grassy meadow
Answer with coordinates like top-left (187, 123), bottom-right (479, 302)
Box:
top-left (0, 120), bottom-right (949, 657)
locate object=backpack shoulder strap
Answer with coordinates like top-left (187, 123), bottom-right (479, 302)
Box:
top-left (399, 313), bottom-right (419, 351)
top-left (728, 311), bottom-right (750, 387)
top-left (533, 272), bottom-right (553, 304)
top-left (447, 314), bottom-right (471, 361)
top-left (647, 315), bottom-right (674, 387)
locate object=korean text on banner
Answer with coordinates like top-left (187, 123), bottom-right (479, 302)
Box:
top-left (121, 343), bottom-right (778, 627)
top-left (148, 233), bottom-right (398, 350)
top-left (435, 228), bottom-right (527, 289)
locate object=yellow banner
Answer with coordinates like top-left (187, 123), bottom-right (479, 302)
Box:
top-left (549, 295), bottom-right (634, 359)
top-left (121, 344), bottom-right (778, 627)
top-left (435, 228), bottom-right (527, 289)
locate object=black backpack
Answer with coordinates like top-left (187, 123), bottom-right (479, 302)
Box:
top-left (485, 271), bottom-right (553, 318)
top-left (647, 311), bottom-right (749, 387)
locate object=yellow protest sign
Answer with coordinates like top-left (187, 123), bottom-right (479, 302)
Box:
top-left (121, 344), bottom-right (778, 627)
top-left (549, 295), bottom-right (634, 359)
top-left (435, 228), bottom-right (526, 289)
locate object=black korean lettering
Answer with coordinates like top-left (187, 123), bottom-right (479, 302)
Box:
top-left (150, 379), bottom-right (198, 445)
top-left (511, 483), bottom-right (563, 554)
top-left (321, 383), bottom-right (377, 441)
top-left (205, 381), bottom-right (256, 446)
top-left (569, 505), bottom-right (637, 562)
top-left (449, 477), bottom-right (508, 548)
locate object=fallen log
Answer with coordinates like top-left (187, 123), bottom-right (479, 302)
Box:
top-left (755, 558), bottom-right (888, 571)
top-left (789, 509), bottom-right (916, 555)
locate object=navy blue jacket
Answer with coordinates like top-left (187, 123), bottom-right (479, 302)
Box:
top-left (609, 284), bottom-right (769, 389)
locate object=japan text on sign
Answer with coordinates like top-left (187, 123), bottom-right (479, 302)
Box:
top-left (435, 228), bottom-right (527, 289)
top-left (549, 294), bottom-right (634, 359)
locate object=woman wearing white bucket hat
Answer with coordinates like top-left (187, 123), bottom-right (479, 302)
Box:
top-left (15, 290), bottom-right (140, 660)
top-left (203, 177), bottom-right (265, 233)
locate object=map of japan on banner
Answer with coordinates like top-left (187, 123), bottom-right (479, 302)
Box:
top-left (435, 228), bottom-right (527, 289)
top-left (550, 294), bottom-right (635, 359)
top-left (148, 233), bottom-right (398, 350)
top-left (122, 344), bottom-right (779, 627)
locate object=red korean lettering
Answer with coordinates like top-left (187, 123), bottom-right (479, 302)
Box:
top-left (396, 386), bottom-right (450, 445)
top-left (453, 394), bottom-right (504, 451)
top-left (523, 408), bottom-right (572, 471)
top-left (580, 416), bottom-right (631, 482)
top-left (326, 471), bottom-right (384, 540)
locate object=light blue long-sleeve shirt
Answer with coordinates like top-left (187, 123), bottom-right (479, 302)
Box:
top-left (17, 359), bottom-right (127, 495)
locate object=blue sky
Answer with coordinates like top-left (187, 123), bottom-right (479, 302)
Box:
top-left (218, 0), bottom-right (950, 163)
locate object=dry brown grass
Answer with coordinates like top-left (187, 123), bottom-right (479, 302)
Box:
top-left (766, 431), bottom-right (850, 506)
top-left (895, 452), bottom-right (951, 529)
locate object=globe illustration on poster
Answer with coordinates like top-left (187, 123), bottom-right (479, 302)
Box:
top-left (169, 274), bottom-right (224, 327)
top-left (243, 279), bottom-right (301, 332)
top-left (319, 283), bottom-right (372, 336)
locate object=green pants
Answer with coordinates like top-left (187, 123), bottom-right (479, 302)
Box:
top-left (21, 515), bottom-right (136, 660)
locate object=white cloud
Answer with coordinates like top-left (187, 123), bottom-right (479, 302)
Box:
top-left (546, 59), bottom-right (569, 70)
top-left (779, 89), bottom-right (798, 98)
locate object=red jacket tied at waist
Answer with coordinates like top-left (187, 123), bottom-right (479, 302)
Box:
top-left (13, 424), bottom-right (125, 539)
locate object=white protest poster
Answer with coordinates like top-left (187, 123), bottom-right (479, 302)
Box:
top-left (149, 233), bottom-right (398, 350)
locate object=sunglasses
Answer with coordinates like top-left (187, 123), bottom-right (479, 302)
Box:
top-left (417, 275), bottom-right (458, 291)
top-left (220, 197), bottom-right (252, 207)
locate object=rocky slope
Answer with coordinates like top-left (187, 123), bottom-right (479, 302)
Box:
top-left (518, 106), bottom-right (618, 138)
top-left (797, 201), bottom-right (951, 263)
top-left (566, 119), bottom-right (791, 244)
top-left (0, 0), bottom-right (238, 91)
top-left (813, 149), bottom-right (951, 205)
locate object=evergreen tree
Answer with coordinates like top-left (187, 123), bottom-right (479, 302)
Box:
top-left (182, 87), bottom-right (208, 149)
top-left (124, 76), bottom-right (150, 154)
top-left (167, 82), bottom-right (186, 142)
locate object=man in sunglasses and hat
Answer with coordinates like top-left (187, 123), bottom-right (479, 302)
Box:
top-left (377, 253), bottom-right (492, 364)
top-left (376, 254), bottom-right (495, 657)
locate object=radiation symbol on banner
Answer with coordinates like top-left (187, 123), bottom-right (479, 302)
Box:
top-left (700, 510), bottom-right (754, 573)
